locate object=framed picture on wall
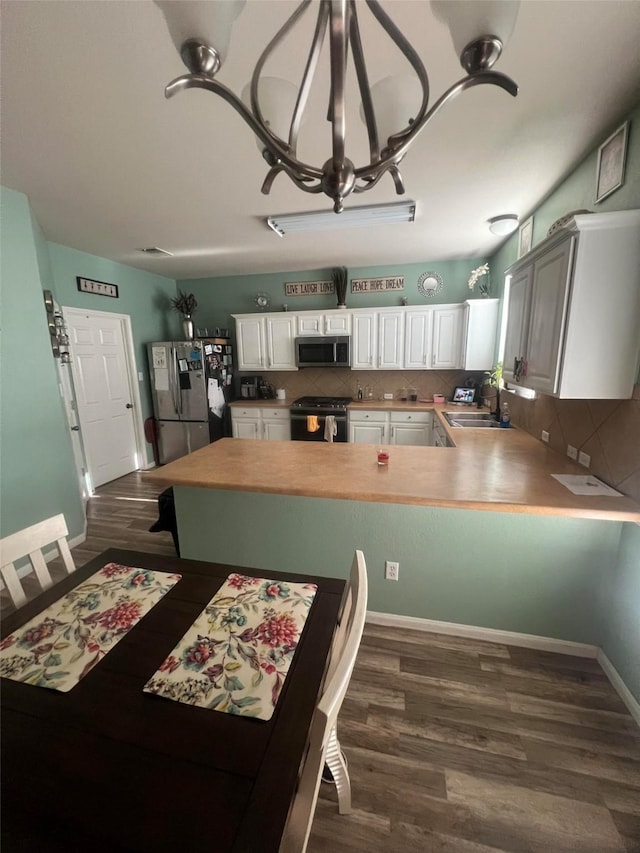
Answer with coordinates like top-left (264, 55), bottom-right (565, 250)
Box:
top-left (595, 122), bottom-right (628, 203)
top-left (517, 216), bottom-right (534, 258)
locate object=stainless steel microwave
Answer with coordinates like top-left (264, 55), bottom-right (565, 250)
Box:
top-left (295, 336), bottom-right (351, 368)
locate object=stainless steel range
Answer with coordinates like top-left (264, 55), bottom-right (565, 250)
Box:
top-left (290, 396), bottom-right (351, 442)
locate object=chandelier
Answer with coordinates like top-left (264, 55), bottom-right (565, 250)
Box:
top-left (157, 1), bottom-right (519, 213)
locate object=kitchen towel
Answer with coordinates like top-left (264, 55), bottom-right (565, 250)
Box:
top-left (324, 415), bottom-right (337, 442)
top-left (144, 573), bottom-right (317, 720)
top-left (0, 563), bottom-right (181, 692)
top-left (306, 415), bottom-right (320, 433)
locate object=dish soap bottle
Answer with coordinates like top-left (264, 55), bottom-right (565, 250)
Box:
top-left (500, 401), bottom-right (511, 428)
top-left (357, 383), bottom-right (363, 400)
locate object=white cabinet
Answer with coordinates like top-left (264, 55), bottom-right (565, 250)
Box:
top-left (231, 406), bottom-right (290, 440)
top-left (431, 416), bottom-right (451, 447)
top-left (234, 315), bottom-right (297, 371)
top-left (404, 309), bottom-right (433, 370)
top-left (235, 316), bottom-right (265, 371)
top-left (389, 411), bottom-right (432, 445)
top-left (349, 408), bottom-right (432, 445)
top-left (462, 299), bottom-right (499, 371)
top-left (349, 409), bottom-right (388, 443)
top-left (351, 312), bottom-right (377, 369)
top-left (296, 312), bottom-right (351, 336)
top-left (504, 210), bottom-right (640, 398)
top-left (431, 306), bottom-right (464, 369)
top-left (352, 309), bottom-right (404, 370)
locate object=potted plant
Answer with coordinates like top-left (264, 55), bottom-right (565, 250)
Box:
top-left (171, 291), bottom-right (198, 339)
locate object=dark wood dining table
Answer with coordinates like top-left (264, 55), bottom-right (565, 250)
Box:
top-left (1, 548), bottom-right (345, 852)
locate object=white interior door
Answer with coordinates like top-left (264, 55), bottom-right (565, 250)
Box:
top-left (65, 309), bottom-right (139, 488)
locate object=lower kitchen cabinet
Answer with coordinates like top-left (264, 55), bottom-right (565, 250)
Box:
top-left (349, 409), bottom-right (388, 444)
top-left (389, 410), bottom-right (432, 445)
top-left (349, 409), bottom-right (433, 446)
top-left (231, 406), bottom-right (290, 441)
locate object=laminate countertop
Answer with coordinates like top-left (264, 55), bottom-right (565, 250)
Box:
top-left (147, 407), bottom-right (640, 523)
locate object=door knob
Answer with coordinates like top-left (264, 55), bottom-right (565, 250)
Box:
top-left (71, 426), bottom-right (80, 431)
top-left (126, 403), bottom-right (133, 409)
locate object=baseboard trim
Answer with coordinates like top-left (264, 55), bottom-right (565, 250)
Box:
top-left (597, 650), bottom-right (640, 727)
top-left (365, 610), bottom-right (598, 658)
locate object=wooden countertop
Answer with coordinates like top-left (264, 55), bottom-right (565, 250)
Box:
top-left (146, 411), bottom-right (640, 522)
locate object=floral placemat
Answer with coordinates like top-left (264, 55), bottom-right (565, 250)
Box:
top-left (143, 573), bottom-right (318, 720)
top-left (0, 563), bottom-right (181, 692)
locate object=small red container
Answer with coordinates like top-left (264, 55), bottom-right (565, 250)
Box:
top-left (377, 451), bottom-right (389, 466)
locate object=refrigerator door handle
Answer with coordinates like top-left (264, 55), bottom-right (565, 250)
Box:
top-left (170, 345), bottom-right (180, 415)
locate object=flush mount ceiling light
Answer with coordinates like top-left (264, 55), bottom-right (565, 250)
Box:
top-left (156, 0), bottom-right (519, 213)
top-left (267, 200), bottom-right (416, 236)
top-left (488, 214), bottom-right (519, 236)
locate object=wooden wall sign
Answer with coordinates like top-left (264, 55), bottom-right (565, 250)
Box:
top-left (77, 277), bottom-right (119, 298)
top-left (284, 280), bottom-right (334, 297)
top-left (351, 276), bottom-right (405, 293)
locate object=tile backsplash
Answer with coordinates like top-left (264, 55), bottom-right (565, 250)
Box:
top-left (505, 384), bottom-right (640, 503)
top-left (252, 368), bottom-right (473, 404)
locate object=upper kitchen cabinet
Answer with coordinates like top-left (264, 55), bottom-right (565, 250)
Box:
top-left (431, 306), bottom-right (464, 369)
top-left (352, 309), bottom-right (404, 370)
top-left (234, 314), bottom-right (297, 371)
top-left (404, 308), bottom-right (433, 369)
top-left (462, 299), bottom-right (499, 371)
top-left (505, 210), bottom-right (640, 399)
top-left (296, 311), bottom-right (351, 336)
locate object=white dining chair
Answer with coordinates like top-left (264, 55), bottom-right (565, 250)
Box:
top-left (280, 549), bottom-right (368, 853)
top-left (0, 514), bottom-right (77, 609)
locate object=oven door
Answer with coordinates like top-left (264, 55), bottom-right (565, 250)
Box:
top-left (290, 413), bottom-right (348, 442)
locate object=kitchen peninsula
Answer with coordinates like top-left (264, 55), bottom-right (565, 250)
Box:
top-left (146, 410), bottom-right (638, 652)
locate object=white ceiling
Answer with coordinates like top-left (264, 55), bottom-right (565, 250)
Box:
top-left (2, 1), bottom-right (639, 280)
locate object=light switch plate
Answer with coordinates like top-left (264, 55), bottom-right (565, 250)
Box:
top-left (578, 451), bottom-right (591, 467)
top-left (541, 430), bottom-right (550, 443)
top-left (567, 445), bottom-right (578, 460)
top-left (384, 392), bottom-right (393, 400)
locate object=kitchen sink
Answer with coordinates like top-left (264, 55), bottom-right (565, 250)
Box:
top-left (444, 412), bottom-right (506, 429)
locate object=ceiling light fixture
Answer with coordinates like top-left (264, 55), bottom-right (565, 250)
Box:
top-left (488, 214), bottom-right (519, 236)
top-left (267, 200), bottom-right (416, 236)
top-left (156, 0), bottom-right (520, 214)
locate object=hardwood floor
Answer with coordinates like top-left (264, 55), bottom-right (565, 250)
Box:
top-left (4, 472), bottom-right (640, 851)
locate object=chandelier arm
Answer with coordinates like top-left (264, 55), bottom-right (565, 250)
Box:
top-left (260, 165), bottom-right (285, 196)
top-left (165, 73), bottom-right (324, 181)
top-left (288, 1), bottom-right (330, 154)
top-left (351, 161), bottom-right (404, 194)
top-left (328, 0), bottom-right (349, 170)
top-left (365, 0), bottom-right (430, 131)
top-left (353, 70), bottom-right (518, 180)
top-left (348, 0), bottom-right (380, 163)
top-left (250, 0), bottom-right (314, 154)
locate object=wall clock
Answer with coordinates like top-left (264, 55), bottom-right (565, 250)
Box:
top-left (417, 271), bottom-right (443, 298)
top-left (254, 292), bottom-right (271, 310)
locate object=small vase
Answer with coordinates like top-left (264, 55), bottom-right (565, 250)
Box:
top-left (182, 315), bottom-right (194, 340)
top-left (337, 303), bottom-right (347, 309)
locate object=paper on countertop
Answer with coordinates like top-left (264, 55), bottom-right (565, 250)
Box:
top-left (551, 474), bottom-right (623, 497)
top-left (208, 378), bottom-right (226, 417)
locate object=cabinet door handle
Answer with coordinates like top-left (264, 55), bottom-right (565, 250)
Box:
top-left (391, 426), bottom-right (395, 438)
top-left (423, 354), bottom-right (427, 366)
top-left (369, 356), bottom-right (373, 366)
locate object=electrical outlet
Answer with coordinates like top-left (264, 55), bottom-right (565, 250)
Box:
top-left (541, 430), bottom-right (550, 443)
top-left (385, 560), bottom-right (399, 581)
top-left (567, 445), bottom-right (578, 460)
top-left (578, 451), bottom-right (591, 468)
top-left (384, 392), bottom-right (393, 400)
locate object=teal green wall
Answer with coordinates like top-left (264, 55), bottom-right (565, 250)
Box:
top-left (489, 103), bottom-right (640, 301)
top-left (0, 187), bottom-right (85, 540)
top-left (175, 487), bottom-right (619, 646)
top-left (47, 243), bottom-right (180, 427)
top-left (179, 259), bottom-right (488, 337)
top-left (601, 523), bottom-right (640, 702)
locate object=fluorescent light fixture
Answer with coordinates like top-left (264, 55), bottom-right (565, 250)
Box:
top-left (136, 246), bottom-right (174, 257)
top-left (504, 383), bottom-right (537, 399)
top-left (488, 214), bottom-right (519, 236)
top-left (266, 201), bottom-right (416, 237)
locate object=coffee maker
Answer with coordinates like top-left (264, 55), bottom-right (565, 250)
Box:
top-left (240, 376), bottom-right (261, 399)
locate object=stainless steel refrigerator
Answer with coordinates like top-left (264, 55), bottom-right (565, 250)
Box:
top-left (147, 339), bottom-right (233, 463)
